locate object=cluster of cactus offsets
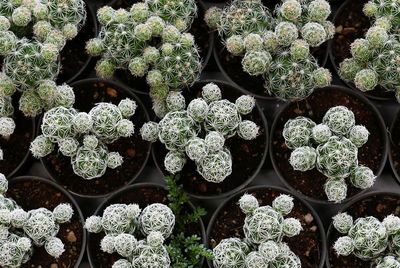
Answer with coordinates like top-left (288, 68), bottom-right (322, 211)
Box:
top-left (212, 193), bottom-right (302, 268)
top-left (339, 26), bottom-right (400, 100)
top-left (86, 0), bottom-right (201, 108)
top-left (0, 173), bottom-right (73, 267)
top-left (363, 0), bottom-right (400, 34)
top-left (0, 0), bottom-right (86, 41)
top-left (29, 98), bottom-right (137, 179)
top-left (333, 212), bottom-right (400, 266)
top-left (283, 106), bottom-right (376, 202)
top-left (0, 31), bottom-right (77, 116)
top-left (140, 83), bottom-right (259, 183)
top-left (85, 202), bottom-right (175, 268)
top-left (205, 0), bottom-right (333, 100)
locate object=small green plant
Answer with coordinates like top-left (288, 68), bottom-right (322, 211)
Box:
top-left (30, 98), bottom-right (137, 179)
top-left (0, 173), bottom-right (73, 267)
top-left (140, 83), bottom-right (259, 183)
top-left (212, 193), bottom-right (302, 268)
top-left (333, 212), bottom-right (400, 266)
top-left (339, 26), bottom-right (399, 100)
top-left (283, 106), bottom-right (376, 202)
top-left (205, 0), bottom-right (333, 100)
top-left (363, 0), bottom-right (400, 34)
top-left (86, 1), bottom-right (201, 111)
top-left (0, 0), bottom-right (86, 41)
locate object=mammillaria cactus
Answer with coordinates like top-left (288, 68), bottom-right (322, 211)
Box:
top-left (212, 193), bottom-right (302, 268)
top-left (85, 202), bottom-right (175, 267)
top-left (333, 212), bottom-right (400, 266)
top-left (283, 106), bottom-right (376, 202)
top-left (140, 83), bottom-right (259, 183)
top-left (205, 0), bottom-right (333, 100)
top-left (0, 0), bottom-right (86, 41)
top-left (86, 1), bottom-right (201, 107)
top-left (30, 98), bottom-right (137, 179)
top-left (339, 1), bottom-right (400, 100)
top-left (0, 96), bottom-right (15, 140)
top-left (0, 173), bottom-right (73, 267)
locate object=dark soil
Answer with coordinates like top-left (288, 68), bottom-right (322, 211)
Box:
top-left (216, 39), bottom-right (328, 98)
top-left (42, 81), bottom-right (151, 196)
top-left (271, 89), bottom-right (385, 201)
top-left (154, 82), bottom-right (268, 197)
top-left (88, 185), bottom-right (204, 267)
top-left (6, 179), bottom-right (84, 268)
top-left (332, 0), bottom-right (392, 99)
top-left (0, 94), bottom-right (34, 177)
top-left (390, 116), bottom-right (400, 180)
top-left (328, 194), bottom-right (400, 267)
top-left (208, 188), bottom-right (324, 268)
top-left (57, 6), bottom-right (96, 84)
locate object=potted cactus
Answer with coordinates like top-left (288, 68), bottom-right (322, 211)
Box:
top-left (86, 0), bottom-right (202, 107)
top-left (207, 185), bottom-right (327, 268)
top-left (0, 0), bottom-right (93, 83)
top-left (147, 81), bottom-right (268, 199)
top-left (329, 0), bottom-right (399, 100)
top-left (205, 0), bottom-right (333, 100)
top-left (390, 111), bottom-right (400, 184)
top-left (270, 86), bottom-right (388, 203)
top-left (1, 175), bottom-right (86, 267)
top-left (327, 191), bottom-right (400, 268)
top-left (86, 177), bottom-right (211, 268)
top-left (37, 79), bottom-right (151, 198)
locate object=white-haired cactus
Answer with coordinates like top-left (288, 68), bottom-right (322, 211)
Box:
top-left (0, 96), bottom-right (15, 137)
top-left (333, 213), bottom-right (400, 265)
top-left (213, 193), bottom-right (302, 268)
top-left (283, 106), bottom-right (375, 202)
top-left (87, 1), bottom-right (201, 109)
top-left (140, 83), bottom-right (259, 183)
top-left (0, 174), bottom-right (73, 266)
top-left (30, 99), bottom-right (137, 179)
top-left (206, 0), bottom-right (333, 100)
top-left (339, 10), bottom-right (399, 100)
top-left (86, 203), bottom-right (176, 268)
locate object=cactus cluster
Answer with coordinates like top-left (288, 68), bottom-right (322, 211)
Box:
top-left (333, 212), bottom-right (400, 267)
top-left (140, 83), bottom-right (259, 183)
top-left (205, 0), bottom-right (333, 100)
top-left (213, 193), bottom-right (302, 268)
top-left (363, 0), bottom-right (400, 34)
top-left (0, 0), bottom-right (86, 41)
top-left (30, 98), bottom-right (137, 180)
top-left (86, 0), bottom-right (201, 109)
top-left (339, 25), bottom-right (399, 100)
top-left (283, 106), bottom-right (376, 202)
top-left (85, 202), bottom-right (175, 268)
top-left (0, 173), bottom-right (73, 268)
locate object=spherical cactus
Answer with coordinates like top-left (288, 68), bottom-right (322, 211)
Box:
top-left (308, 0), bottom-right (331, 22)
top-left (376, 256), bottom-right (400, 268)
top-left (279, 0), bottom-right (302, 22)
top-left (235, 95), bottom-right (255, 115)
top-left (101, 204), bottom-right (139, 234)
top-left (339, 58), bottom-right (365, 82)
top-left (242, 51), bottom-right (271, 75)
top-left (349, 165), bottom-right (376, 189)
top-left (383, 215), bottom-right (400, 235)
top-left (283, 116), bottom-right (316, 149)
top-left (354, 68), bottom-right (379, 91)
top-left (324, 178), bottom-right (347, 203)
top-left (164, 150), bottom-right (186, 174)
top-left (139, 203), bottom-right (175, 238)
top-left (195, 148), bottom-right (232, 183)
top-left (289, 146), bottom-right (317, 172)
top-left (113, 233), bottom-right (137, 258)
top-left (140, 122), bottom-right (159, 142)
top-left (58, 138), bottom-right (79, 157)
top-left (244, 251), bottom-right (268, 268)
top-left (312, 124), bottom-right (332, 144)
top-left (272, 194), bottom-right (294, 216)
top-left (206, 100), bottom-right (241, 137)
top-left (237, 120), bottom-right (259, 140)
top-left (322, 106), bottom-right (355, 136)
top-left (71, 145), bottom-right (109, 180)
top-left (41, 107), bottom-right (77, 140)
top-left (244, 33), bottom-right (264, 52)
top-left (0, 117), bottom-right (15, 137)
top-left (350, 38), bottom-right (371, 61)
top-left (282, 217), bottom-right (302, 237)
top-left (366, 26), bottom-right (389, 48)
top-left (187, 98), bottom-right (208, 122)
top-left (239, 194), bottom-right (259, 215)
top-left (44, 237), bottom-right (65, 258)
top-left (166, 91), bottom-right (186, 112)
top-left (212, 238), bottom-right (250, 268)
top-left (185, 137), bottom-right (207, 162)
top-left (275, 22), bottom-right (299, 47)
top-left (202, 83), bottom-right (222, 103)
top-left (333, 212), bottom-right (354, 234)
top-left (85, 215), bottom-right (103, 233)
top-left (53, 203), bottom-right (73, 224)
top-left (290, 39), bottom-right (310, 60)
top-left (0, 173), bottom-right (7, 195)
top-left (301, 22), bottom-right (327, 47)
top-left (334, 236), bottom-right (354, 256)
top-left (259, 240), bottom-right (280, 262)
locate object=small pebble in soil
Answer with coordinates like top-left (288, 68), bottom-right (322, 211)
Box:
top-left (50, 264), bottom-right (58, 268)
top-left (107, 87), bottom-right (118, 97)
top-left (67, 231), bottom-right (77, 243)
top-left (304, 213), bottom-right (314, 224)
top-left (127, 149), bottom-right (136, 157)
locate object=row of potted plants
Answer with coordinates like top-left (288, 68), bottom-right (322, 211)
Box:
top-left (3, 173), bottom-right (400, 268)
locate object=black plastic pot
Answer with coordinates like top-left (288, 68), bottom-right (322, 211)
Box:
top-left (7, 176), bottom-right (86, 268)
top-left (328, 0), bottom-right (394, 102)
top-left (57, 3), bottom-right (99, 84)
top-left (39, 78), bottom-right (151, 199)
top-left (86, 182), bottom-right (207, 268)
top-left (326, 190), bottom-right (400, 268)
top-left (270, 85), bottom-right (388, 205)
top-left (206, 185), bottom-right (327, 268)
top-left (389, 111), bottom-right (400, 184)
top-left (152, 79), bottom-right (269, 200)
